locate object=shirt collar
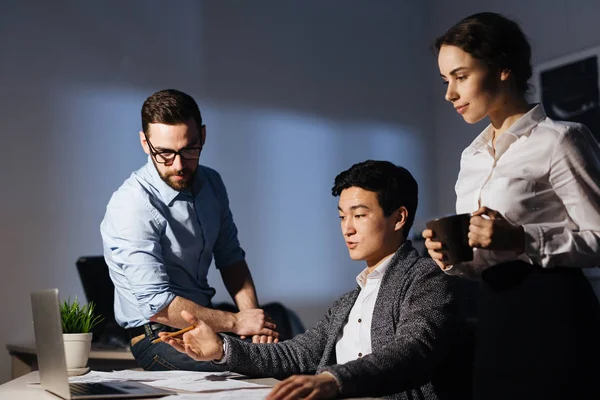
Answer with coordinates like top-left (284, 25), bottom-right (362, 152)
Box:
top-left (505, 103), bottom-right (546, 138)
top-left (355, 251), bottom-right (396, 289)
top-left (465, 104), bottom-right (546, 156)
top-left (144, 156), bottom-right (192, 206)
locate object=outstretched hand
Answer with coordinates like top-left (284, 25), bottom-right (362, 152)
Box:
top-left (159, 310), bottom-right (224, 361)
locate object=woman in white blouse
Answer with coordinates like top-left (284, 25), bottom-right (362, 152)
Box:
top-left (423, 12), bottom-right (600, 400)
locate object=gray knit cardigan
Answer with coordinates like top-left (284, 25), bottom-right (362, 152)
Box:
top-left (223, 241), bottom-right (464, 399)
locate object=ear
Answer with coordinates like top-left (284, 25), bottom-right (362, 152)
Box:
top-left (500, 68), bottom-right (511, 82)
top-left (201, 125), bottom-right (207, 147)
top-left (394, 206), bottom-right (409, 232)
top-left (139, 131), bottom-right (150, 155)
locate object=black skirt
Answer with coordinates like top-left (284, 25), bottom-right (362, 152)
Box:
top-left (474, 261), bottom-right (600, 400)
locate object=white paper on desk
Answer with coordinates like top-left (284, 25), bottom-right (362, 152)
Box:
top-left (68, 370), bottom-right (242, 383)
top-left (27, 372), bottom-right (116, 385)
top-left (147, 375), bottom-right (268, 392)
top-left (161, 388), bottom-right (271, 400)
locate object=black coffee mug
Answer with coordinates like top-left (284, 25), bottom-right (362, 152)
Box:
top-left (426, 213), bottom-right (473, 265)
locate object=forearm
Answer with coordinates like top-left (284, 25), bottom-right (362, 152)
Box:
top-left (523, 224), bottom-right (600, 268)
top-left (223, 302), bottom-right (336, 378)
top-left (223, 333), bottom-right (320, 379)
top-left (150, 296), bottom-right (236, 332)
top-left (535, 126), bottom-right (600, 268)
top-left (220, 260), bottom-right (259, 310)
top-left (232, 281), bottom-right (259, 311)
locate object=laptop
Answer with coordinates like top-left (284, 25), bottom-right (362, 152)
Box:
top-left (31, 288), bottom-right (173, 399)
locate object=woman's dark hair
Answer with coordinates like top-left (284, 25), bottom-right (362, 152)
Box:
top-left (434, 12), bottom-right (532, 95)
top-left (332, 160), bottom-right (418, 240)
top-left (141, 89), bottom-right (203, 135)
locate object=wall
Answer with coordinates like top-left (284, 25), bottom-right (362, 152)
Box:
top-left (0, 0), bottom-right (434, 383)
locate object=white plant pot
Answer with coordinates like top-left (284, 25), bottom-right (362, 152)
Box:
top-left (63, 333), bottom-right (92, 369)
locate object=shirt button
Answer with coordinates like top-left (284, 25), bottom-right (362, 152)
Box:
top-left (358, 318), bottom-right (362, 323)
top-left (358, 353), bottom-right (362, 357)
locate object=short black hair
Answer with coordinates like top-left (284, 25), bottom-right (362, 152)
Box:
top-left (332, 160), bottom-right (418, 239)
top-left (141, 89), bottom-right (203, 135)
top-left (433, 12), bottom-right (532, 96)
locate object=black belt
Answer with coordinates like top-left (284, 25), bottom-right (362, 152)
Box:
top-left (126, 323), bottom-right (173, 339)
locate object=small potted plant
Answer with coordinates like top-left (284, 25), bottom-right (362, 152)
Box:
top-left (60, 297), bottom-right (103, 372)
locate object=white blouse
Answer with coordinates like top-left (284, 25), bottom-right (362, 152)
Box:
top-left (446, 104), bottom-right (600, 279)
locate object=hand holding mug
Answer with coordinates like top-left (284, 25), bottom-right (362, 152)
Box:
top-left (468, 206), bottom-right (525, 253)
top-left (424, 213), bottom-right (472, 268)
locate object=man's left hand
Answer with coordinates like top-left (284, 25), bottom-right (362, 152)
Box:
top-left (469, 206), bottom-right (525, 254)
top-left (266, 373), bottom-right (339, 400)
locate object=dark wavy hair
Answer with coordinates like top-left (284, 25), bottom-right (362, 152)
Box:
top-left (433, 12), bottom-right (532, 95)
top-left (141, 89), bottom-right (203, 135)
top-left (332, 160), bottom-right (418, 239)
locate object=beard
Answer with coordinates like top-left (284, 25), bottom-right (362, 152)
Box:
top-left (152, 159), bottom-right (197, 191)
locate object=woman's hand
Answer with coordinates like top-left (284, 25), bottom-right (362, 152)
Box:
top-left (469, 207), bottom-right (525, 253)
top-left (423, 206), bottom-right (525, 271)
top-left (422, 228), bottom-right (453, 270)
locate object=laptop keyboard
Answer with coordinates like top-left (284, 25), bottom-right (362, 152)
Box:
top-left (70, 382), bottom-right (126, 395)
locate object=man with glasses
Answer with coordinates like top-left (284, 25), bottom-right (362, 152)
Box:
top-left (101, 89), bottom-right (277, 371)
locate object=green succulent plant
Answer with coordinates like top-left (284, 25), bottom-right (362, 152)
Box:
top-left (60, 297), bottom-right (104, 334)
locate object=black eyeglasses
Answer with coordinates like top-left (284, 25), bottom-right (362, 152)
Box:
top-left (144, 132), bottom-right (203, 166)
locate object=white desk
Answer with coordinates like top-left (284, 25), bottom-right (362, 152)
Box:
top-left (0, 371), bottom-right (279, 398)
top-left (0, 371), bottom-right (382, 399)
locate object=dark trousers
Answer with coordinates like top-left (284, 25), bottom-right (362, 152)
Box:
top-left (474, 261), bottom-right (600, 400)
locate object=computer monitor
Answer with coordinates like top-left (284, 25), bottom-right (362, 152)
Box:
top-left (75, 256), bottom-right (129, 348)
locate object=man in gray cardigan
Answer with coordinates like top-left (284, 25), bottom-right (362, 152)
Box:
top-left (161, 160), bottom-right (467, 399)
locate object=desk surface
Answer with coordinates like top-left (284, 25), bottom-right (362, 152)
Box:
top-left (0, 371), bottom-right (382, 399)
top-left (0, 371), bottom-right (279, 398)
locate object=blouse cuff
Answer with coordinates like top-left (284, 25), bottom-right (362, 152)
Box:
top-left (522, 224), bottom-right (543, 261)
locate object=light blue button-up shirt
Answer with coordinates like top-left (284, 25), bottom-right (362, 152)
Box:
top-left (100, 158), bottom-right (245, 328)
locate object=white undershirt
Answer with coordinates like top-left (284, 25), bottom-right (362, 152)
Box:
top-left (335, 253), bottom-right (394, 364)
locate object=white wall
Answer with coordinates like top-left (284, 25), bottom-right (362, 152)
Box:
top-left (7, 0), bottom-right (595, 386)
top-left (0, 0), bottom-right (434, 383)
top-left (429, 0), bottom-right (600, 215)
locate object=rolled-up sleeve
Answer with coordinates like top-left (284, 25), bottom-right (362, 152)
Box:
top-left (101, 188), bottom-right (175, 321)
top-left (206, 169), bottom-right (245, 270)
